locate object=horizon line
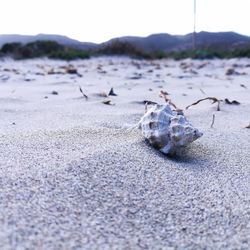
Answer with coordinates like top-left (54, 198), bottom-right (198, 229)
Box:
top-left (0, 30), bottom-right (249, 44)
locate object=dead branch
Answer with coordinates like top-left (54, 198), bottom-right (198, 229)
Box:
top-left (186, 97), bottom-right (221, 111)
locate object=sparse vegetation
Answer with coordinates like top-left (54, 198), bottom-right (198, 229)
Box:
top-left (1, 40), bottom-right (250, 60)
top-left (96, 40), bottom-right (151, 59)
top-left (0, 40), bottom-right (90, 60)
top-left (165, 48), bottom-right (250, 60)
top-left (1, 42), bottom-right (23, 54)
top-left (96, 41), bottom-right (171, 59)
top-left (49, 50), bottom-right (90, 60)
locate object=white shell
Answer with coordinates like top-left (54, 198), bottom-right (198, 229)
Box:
top-left (138, 104), bottom-right (203, 155)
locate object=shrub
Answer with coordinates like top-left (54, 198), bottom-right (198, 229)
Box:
top-left (1, 42), bottom-right (22, 53)
top-left (0, 40), bottom-right (90, 60)
top-left (49, 50), bottom-right (90, 60)
top-left (96, 40), bottom-right (150, 59)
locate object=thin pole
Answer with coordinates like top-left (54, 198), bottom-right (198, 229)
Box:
top-left (193, 0), bottom-right (196, 50)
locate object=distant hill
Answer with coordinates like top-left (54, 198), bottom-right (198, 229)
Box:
top-left (187, 31), bottom-right (250, 50)
top-left (101, 32), bottom-right (250, 52)
top-left (100, 33), bottom-right (180, 52)
top-left (0, 34), bottom-right (97, 51)
top-left (1, 32), bottom-right (250, 52)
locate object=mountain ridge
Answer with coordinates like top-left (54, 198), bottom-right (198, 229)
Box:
top-left (1, 31), bottom-right (250, 52)
top-left (0, 34), bottom-right (97, 50)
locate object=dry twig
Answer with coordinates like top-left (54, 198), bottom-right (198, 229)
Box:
top-left (159, 90), bottom-right (180, 111)
top-left (224, 98), bottom-right (240, 105)
top-left (102, 99), bottom-right (114, 105)
top-left (143, 100), bottom-right (158, 105)
top-left (108, 87), bottom-right (117, 96)
top-left (79, 86), bottom-right (88, 100)
top-left (199, 88), bottom-right (206, 95)
top-left (186, 97), bottom-right (221, 111)
top-left (210, 114), bottom-right (215, 128)
top-left (145, 102), bottom-right (148, 113)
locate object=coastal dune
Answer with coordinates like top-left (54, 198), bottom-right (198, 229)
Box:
top-left (0, 57), bottom-right (250, 249)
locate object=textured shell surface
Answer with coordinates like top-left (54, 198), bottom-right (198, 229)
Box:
top-left (138, 104), bottom-right (203, 155)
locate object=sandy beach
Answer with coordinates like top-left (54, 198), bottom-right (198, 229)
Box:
top-left (0, 56), bottom-right (250, 249)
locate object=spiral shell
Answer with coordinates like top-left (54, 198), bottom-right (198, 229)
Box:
top-left (138, 104), bottom-right (203, 155)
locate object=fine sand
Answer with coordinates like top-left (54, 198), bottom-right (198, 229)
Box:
top-left (0, 56), bottom-right (250, 249)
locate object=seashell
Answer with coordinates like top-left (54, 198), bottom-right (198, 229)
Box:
top-left (138, 104), bottom-right (203, 155)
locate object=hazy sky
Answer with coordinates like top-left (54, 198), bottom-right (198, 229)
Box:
top-left (1, 0), bottom-right (249, 43)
